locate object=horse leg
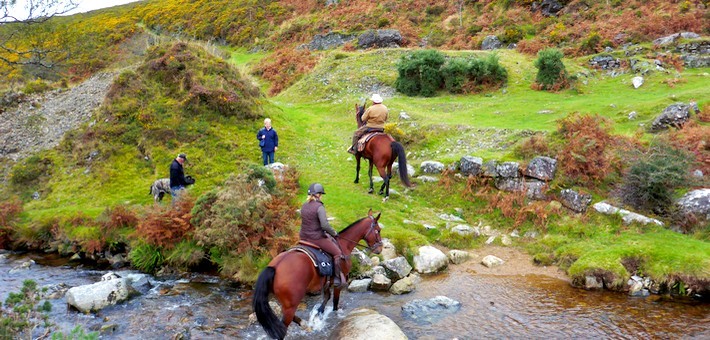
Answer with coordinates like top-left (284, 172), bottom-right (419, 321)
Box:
top-left (333, 286), bottom-right (342, 311)
top-left (354, 155), bottom-right (361, 184)
top-left (367, 162), bottom-right (374, 194)
top-left (377, 166), bottom-right (388, 196)
top-left (281, 305), bottom-right (297, 333)
top-left (318, 282), bottom-right (332, 314)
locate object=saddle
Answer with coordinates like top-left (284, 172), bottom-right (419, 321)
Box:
top-left (356, 131), bottom-right (385, 152)
top-left (290, 241), bottom-right (334, 277)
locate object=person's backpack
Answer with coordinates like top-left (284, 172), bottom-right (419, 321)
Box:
top-left (258, 128), bottom-right (266, 147)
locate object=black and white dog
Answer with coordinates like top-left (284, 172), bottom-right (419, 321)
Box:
top-left (150, 176), bottom-right (196, 203)
top-left (149, 178), bottom-right (171, 203)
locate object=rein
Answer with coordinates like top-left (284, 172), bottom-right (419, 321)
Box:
top-left (338, 216), bottom-right (382, 252)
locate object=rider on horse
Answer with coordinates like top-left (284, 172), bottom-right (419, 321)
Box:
top-left (348, 93), bottom-right (389, 154)
top-left (299, 183), bottom-right (347, 287)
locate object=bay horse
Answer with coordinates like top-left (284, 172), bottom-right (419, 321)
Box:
top-left (354, 104), bottom-right (412, 201)
top-left (253, 210), bottom-right (383, 340)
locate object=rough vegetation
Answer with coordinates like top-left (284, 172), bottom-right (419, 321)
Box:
top-left (0, 0), bottom-right (708, 298)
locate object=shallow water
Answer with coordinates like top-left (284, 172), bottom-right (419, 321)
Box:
top-left (1, 252), bottom-right (708, 339)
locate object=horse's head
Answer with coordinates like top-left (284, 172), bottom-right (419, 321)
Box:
top-left (362, 209), bottom-right (383, 254)
top-left (355, 103), bottom-right (365, 128)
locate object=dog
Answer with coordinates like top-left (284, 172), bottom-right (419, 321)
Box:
top-left (149, 178), bottom-right (171, 203)
top-left (150, 176), bottom-right (196, 203)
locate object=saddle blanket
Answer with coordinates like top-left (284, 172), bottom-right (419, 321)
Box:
top-left (291, 245), bottom-right (333, 277)
top-left (357, 131), bottom-right (385, 152)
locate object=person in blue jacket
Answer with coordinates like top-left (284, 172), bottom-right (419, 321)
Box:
top-left (257, 118), bottom-right (279, 165)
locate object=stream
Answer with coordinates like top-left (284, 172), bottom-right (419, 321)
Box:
top-left (1, 251), bottom-right (708, 339)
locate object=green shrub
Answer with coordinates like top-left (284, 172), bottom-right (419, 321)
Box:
top-left (533, 48), bottom-right (568, 90)
top-left (394, 50), bottom-right (445, 97)
top-left (440, 58), bottom-right (469, 93)
top-left (9, 155), bottom-right (52, 186)
top-left (440, 54), bottom-right (508, 94)
top-left (580, 31), bottom-right (602, 54)
top-left (618, 141), bottom-right (694, 216)
top-left (22, 79), bottom-right (52, 94)
top-left (128, 242), bottom-right (164, 274)
top-left (500, 26), bottom-right (524, 44)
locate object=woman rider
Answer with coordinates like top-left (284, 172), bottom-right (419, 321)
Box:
top-left (299, 183), bottom-right (346, 287)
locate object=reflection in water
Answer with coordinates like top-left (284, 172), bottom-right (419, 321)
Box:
top-left (1, 253), bottom-right (708, 339)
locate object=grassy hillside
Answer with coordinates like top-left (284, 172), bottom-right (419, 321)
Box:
top-left (0, 1), bottom-right (708, 293)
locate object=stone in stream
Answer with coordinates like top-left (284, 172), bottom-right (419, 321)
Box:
top-left (331, 308), bottom-right (407, 339)
top-left (401, 296), bottom-right (461, 325)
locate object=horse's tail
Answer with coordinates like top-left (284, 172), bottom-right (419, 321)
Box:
top-left (391, 141), bottom-right (412, 187)
top-left (253, 266), bottom-right (286, 340)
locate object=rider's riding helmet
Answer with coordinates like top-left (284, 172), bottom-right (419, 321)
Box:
top-left (308, 183), bottom-right (326, 195)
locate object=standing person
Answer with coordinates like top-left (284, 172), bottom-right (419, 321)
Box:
top-left (348, 93), bottom-right (388, 154)
top-left (170, 153), bottom-right (188, 200)
top-left (298, 183), bottom-right (347, 287)
top-left (257, 118), bottom-right (279, 165)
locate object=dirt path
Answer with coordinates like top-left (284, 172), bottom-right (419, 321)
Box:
top-left (453, 245), bottom-right (569, 282)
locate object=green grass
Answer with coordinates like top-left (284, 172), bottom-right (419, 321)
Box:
top-left (3, 43), bottom-right (709, 287)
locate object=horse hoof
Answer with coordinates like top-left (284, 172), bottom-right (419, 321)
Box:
top-left (382, 196), bottom-right (389, 203)
top-left (368, 189), bottom-right (374, 194)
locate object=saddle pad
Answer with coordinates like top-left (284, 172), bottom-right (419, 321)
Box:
top-left (291, 245), bottom-right (333, 277)
top-left (357, 132), bottom-right (385, 152)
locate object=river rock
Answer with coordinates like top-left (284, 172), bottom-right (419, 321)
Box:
top-left (8, 259), bottom-right (34, 274)
top-left (413, 246), bottom-right (448, 274)
top-left (676, 188), bottom-right (710, 220)
top-left (348, 278), bottom-right (372, 293)
top-left (585, 276), bottom-right (604, 290)
top-left (370, 273), bottom-right (392, 291)
top-left (40, 283), bottom-right (69, 299)
top-left (380, 239), bottom-right (397, 261)
top-left (382, 256), bottom-right (413, 281)
top-left (481, 255), bottom-right (504, 268)
top-left (66, 278), bottom-right (134, 313)
top-left (401, 296), bottom-right (461, 325)
top-left (331, 308), bottom-right (407, 340)
top-left (448, 250), bottom-right (471, 264)
top-left (389, 275), bottom-right (416, 295)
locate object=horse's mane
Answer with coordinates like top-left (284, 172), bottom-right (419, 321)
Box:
top-left (340, 217), bottom-right (368, 234)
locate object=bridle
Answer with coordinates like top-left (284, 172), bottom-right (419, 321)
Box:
top-left (339, 216), bottom-right (382, 253)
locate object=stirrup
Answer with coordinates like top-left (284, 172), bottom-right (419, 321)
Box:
top-left (347, 146), bottom-right (356, 154)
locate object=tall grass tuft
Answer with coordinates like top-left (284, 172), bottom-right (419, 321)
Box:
top-left (128, 242), bottom-right (164, 274)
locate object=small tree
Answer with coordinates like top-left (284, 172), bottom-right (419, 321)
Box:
top-left (618, 141), bottom-right (694, 216)
top-left (395, 49), bottom-right (445, 97)
top-left (533, 48), bottom-right (568, 90)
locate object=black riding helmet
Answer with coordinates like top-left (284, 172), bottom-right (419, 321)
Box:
top-left (307, 183), bottom-right (325, 195)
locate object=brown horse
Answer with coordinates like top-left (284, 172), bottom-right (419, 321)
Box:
top-left (253, 210), bottom-right (384, 340)
top-left (354, 104), bottom-right (412, 200)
